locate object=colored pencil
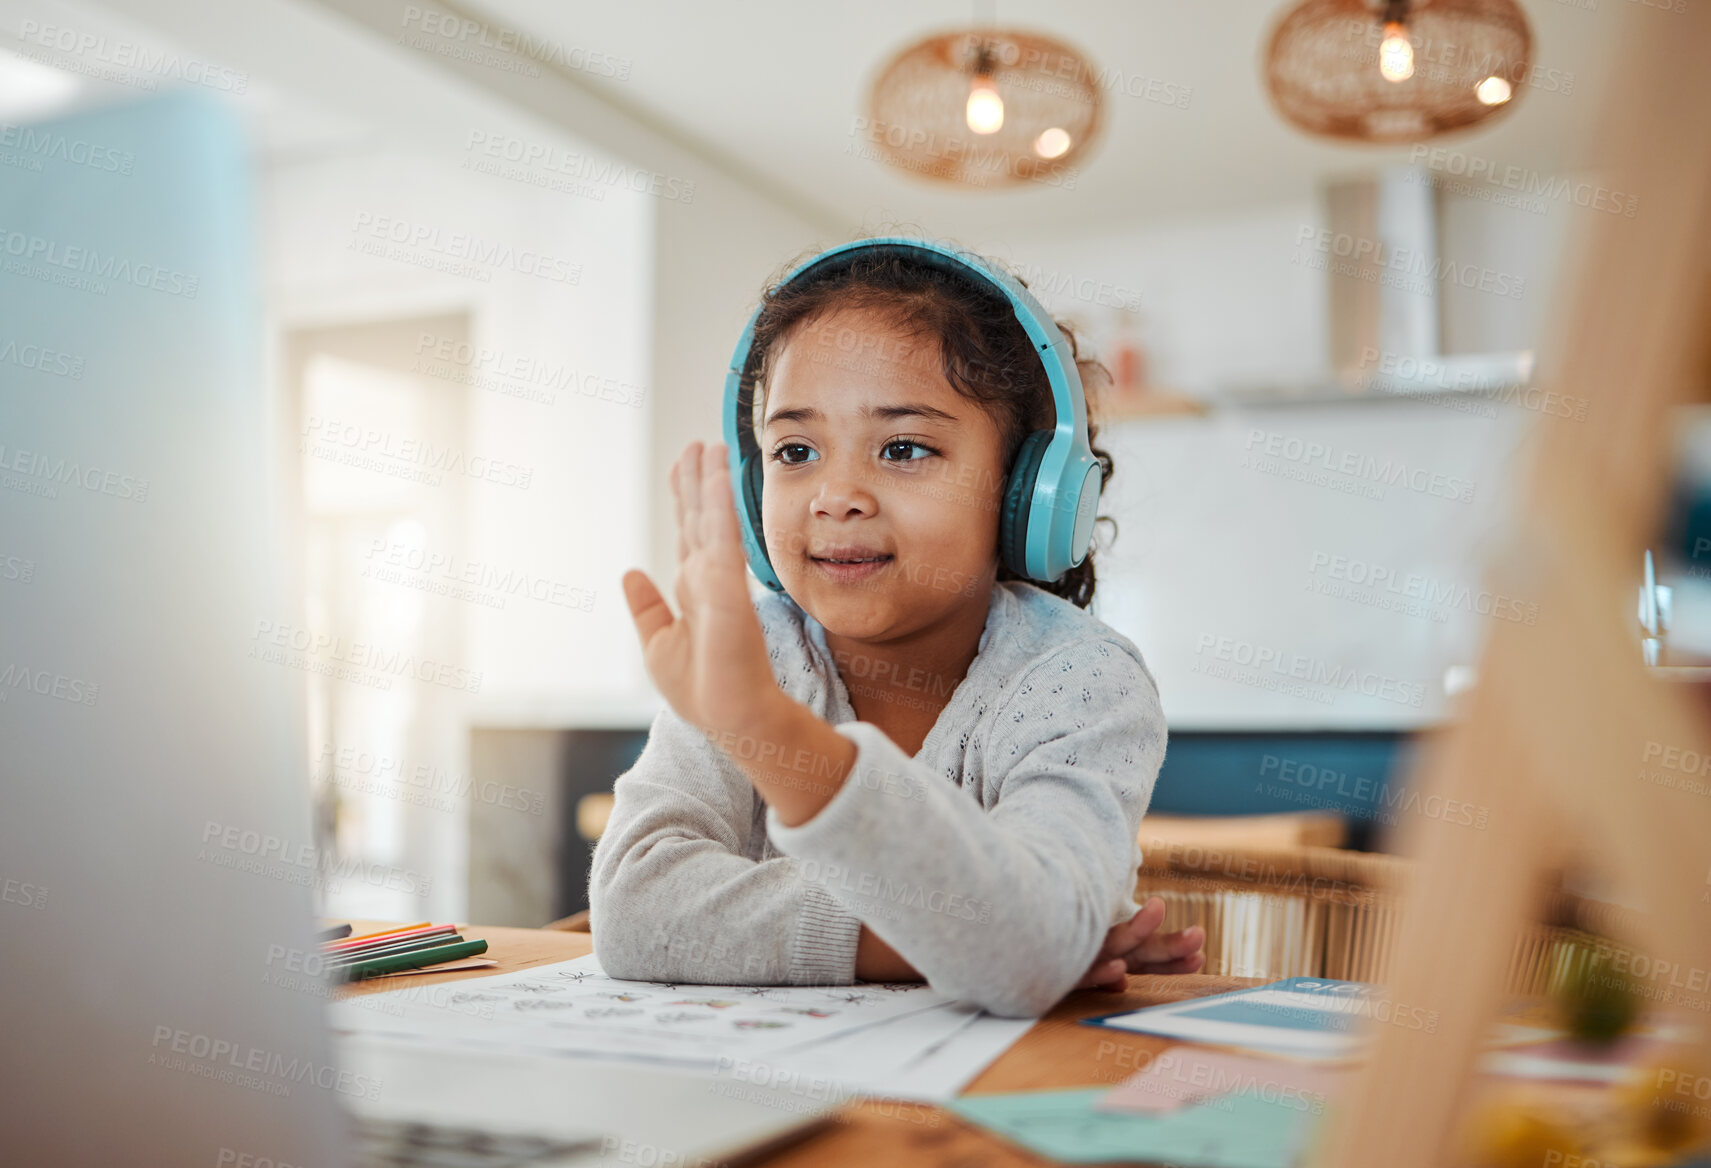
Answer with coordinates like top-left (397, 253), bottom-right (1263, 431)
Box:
top-left (343, 921), bottom-right (430, 944)
top-left (323, 923), bottom-right (456, 956)
top-left (324, 933), bottom-right (466, 968)
top-left (339, 938), bottom-right (489, 982)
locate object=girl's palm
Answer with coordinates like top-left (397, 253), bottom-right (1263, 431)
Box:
top-left (622, 441), bottom-right (781, 738)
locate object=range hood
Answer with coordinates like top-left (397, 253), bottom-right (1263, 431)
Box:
top-left (1223, 165), bottom-right (1536, 406)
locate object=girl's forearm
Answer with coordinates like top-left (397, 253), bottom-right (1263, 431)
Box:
top-left (718, 701), bottom-right (923, 982)
top-left (717, 694), bottom-right (859, 827)
top-left (714, 702), bottom-right (922, 982)
top-left (855, 924), bottom-right (925, 982)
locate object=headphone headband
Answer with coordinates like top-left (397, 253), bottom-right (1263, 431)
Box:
top-left (722, 236), bottom-right (1103, 595)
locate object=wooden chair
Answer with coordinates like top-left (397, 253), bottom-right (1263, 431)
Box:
top-left (1134, 840), bottom-right (1638, 995)
top-left (545, 910), bottom-right (591, 933)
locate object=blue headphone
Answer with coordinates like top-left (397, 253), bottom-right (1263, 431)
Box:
top-left (722, 236), bottom-right (1103, 594)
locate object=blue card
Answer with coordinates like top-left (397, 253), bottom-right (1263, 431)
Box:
top-left (1080, 977), bottom-right (1405, 1062)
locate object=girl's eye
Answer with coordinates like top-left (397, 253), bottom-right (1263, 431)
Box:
top-left (881, 440), bottom-right (938, 462)
top-left (770, 440), bottom-right (938, 465)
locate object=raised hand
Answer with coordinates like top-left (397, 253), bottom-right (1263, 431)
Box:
top-left (1075, 896), bottom-right (1207, 991)
top-left (621, 441), bottom-right (784, 741)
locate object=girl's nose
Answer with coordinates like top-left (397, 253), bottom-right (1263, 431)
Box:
top-left (810, 462), bottom-right (878, 518)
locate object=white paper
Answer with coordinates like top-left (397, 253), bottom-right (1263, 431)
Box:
top-left (745, 1002), bottom-right (982, 1099)
top-left (329, 954), bottom-right (955, 1066)
top-left (883, 1012), bottom-right (1037, 1099)
top-left (674, 1002), bottom-right (1037, 1104)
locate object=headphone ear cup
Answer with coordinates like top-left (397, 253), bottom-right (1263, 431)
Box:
top-left (999, 431), bottom-right (1053, 580)
top-left (741, 454), bottom-right (784, 591)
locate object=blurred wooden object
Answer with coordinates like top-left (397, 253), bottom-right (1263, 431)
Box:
top-left (1101, 389), bottom-right (1211, 419)
top-left (1317, 8), bottom-right (1711, 1166)
top-left (544, 910), bottom-right (591, 933)
top-left (1140, 810), bottom-right (1346, 852)
top-left (576, 792), bottom-right (613, 841)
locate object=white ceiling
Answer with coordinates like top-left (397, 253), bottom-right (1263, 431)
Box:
top-left (0, 0), bottom-right (1630, 241)
top-left (474, 0), bottom-right (1625, 236)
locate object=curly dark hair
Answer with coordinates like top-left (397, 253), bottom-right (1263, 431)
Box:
top-left (741, 238), bottom-right (1117, 609)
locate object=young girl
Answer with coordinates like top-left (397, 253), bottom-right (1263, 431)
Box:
top-left (591, 241), bottom-right (1203, 1018)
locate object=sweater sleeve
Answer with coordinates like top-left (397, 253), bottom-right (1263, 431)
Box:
top-left (586, 703), bottom-right (864, 987)
top-left (763, 639), bottom-right (1166, 1018)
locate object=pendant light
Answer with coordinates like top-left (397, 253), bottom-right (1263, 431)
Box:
top-left (864, 29), bottom-right (1103, 189)
top-left (1263, 0), bottom-right (1533, 143)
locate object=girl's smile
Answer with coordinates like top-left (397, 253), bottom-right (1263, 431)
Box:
top-left (809, 556), bottom-right (893, 584)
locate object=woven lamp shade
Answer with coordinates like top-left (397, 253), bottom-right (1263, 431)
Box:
top-left (864, 29), bottom-right (1102, 189)
top-left (1264, 0), bottom-right (1533, 143)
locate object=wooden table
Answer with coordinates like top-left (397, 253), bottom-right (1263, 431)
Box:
top-left (336, 921), bottom-right (1264, 1167)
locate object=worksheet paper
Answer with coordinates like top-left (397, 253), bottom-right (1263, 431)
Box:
top-left (758, 1001), bottom-right (1036, 1102)
top-left (328, 954), bottom-right (961, 1066)
top-left (880, 1011), bottom-right (1038, 1100)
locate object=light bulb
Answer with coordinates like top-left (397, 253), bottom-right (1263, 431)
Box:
top-left (1034, 127), bottom-right (1071, 158)
top-left (1378, 21), bottom-right (1414, 83)
top-left (1475, 75), bottom-right (1513, 105)
top-left (966, 79), bottom-right (1003, 134)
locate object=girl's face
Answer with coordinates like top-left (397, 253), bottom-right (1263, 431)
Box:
top-left (759, 305), bottom-right (1009, 642)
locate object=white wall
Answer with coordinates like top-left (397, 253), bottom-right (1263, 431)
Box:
top-left (980, 199), bottom-right (1331, 401)
top-left (263, 128), bottom-right (654, 739)
top-left (1094, 403), bottom-right (1535, 728)
top-left (1000, 202), bottom-right (1551, 728)
top-left (90, 0), bottom-right (836, 733)
top-left (1437, 184), bottom-right (1572, 357)
top-left (642, 170), bottom-right (839, 702)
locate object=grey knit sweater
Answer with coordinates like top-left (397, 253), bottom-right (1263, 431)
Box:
top-left (586, 579), bottom-right (1167, 1018)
